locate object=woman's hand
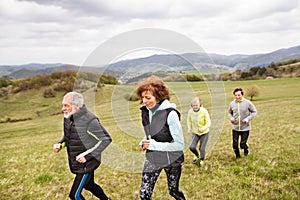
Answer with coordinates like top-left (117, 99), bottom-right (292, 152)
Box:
top-left (140, 136), bottom-right (151, 151)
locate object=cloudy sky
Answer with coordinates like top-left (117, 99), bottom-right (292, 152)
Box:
top-left (1, 0), bottom-right (300, 65)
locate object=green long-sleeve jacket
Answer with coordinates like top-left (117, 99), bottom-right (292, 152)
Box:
top-left (187, 106), bottom-right (211, 135)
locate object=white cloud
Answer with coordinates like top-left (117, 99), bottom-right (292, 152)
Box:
top-left (0, 0), bottom-right (300, 65)
top-left (0, 0), bottom-right (70, 22)
top-left (230, 0), bottom-right (299, 21)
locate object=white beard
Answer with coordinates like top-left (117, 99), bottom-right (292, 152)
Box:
top-left (64, 105), bottom-right (77, 118)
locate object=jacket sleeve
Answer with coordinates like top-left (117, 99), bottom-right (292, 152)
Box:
top-left (244, 101), bottom-right (257, 122)
top-left (58, 136), bottom-right (67, 148)
top-left (148, 110), bottom-right (184, 151)
top-left (80, 118), bottom-right (112, 161)
top-left (58, 136), bottom-right (66, 144)
top-left (187, 110), bottom-right (192, 133)
top-left (228, 102), bottom-right (234, 120)
top-left (202, 108), bottom-right (211, 130)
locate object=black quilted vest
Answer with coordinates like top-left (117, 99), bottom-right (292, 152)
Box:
top-left (140, 105), bottom-right (184, 168)
top-left (64, 105), bottom-right (100, 174)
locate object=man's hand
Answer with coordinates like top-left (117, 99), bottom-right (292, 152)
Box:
top-left (53, 143), bottom-right (61, 152)
top-left (230, 118), bottom-right (236, 124)
top-left (76, 156), bottom-right (87, 163)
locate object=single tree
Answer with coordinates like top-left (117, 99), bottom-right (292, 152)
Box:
top-left (246, 85), bottom-right (260, 101)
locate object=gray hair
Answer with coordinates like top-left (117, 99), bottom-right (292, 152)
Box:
top-left (190, 97), bottom-right (201, 106)
top-left (64, 92), bottom-right (84, 108)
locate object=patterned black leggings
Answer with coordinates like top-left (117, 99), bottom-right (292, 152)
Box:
top-left (140, 160), bottom-right (186, 200)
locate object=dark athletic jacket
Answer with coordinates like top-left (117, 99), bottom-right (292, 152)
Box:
top-left (59, 105), bottom-right (112, 174)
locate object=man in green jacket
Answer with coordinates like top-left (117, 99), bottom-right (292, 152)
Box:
top-left (228, 88), bottom-right (257, 158)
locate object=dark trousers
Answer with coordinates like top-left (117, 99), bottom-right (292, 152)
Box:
top-left (232, 130), bottom-right (249, 157)
top-left (140, 160), bottom-right (186, 200)
top-left (189, 132), bottom-right (209, 160)
top-left (69, 171), bottom-right (109, 200)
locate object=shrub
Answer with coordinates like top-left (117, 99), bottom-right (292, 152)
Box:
top-left (125, 93), bottom-right (140, 101)
top-left (62, 81), bottom-right (74, 92)
top-left (29, 74), bottom-right (52, 88)
top-left (0, 77), bottom-right (11, 87)
top-left (185, 74), bottom-right (203, 81)
top-left (0, 87), bottom-right (8, 97)
top-left (99, 75), bottom-right (119, 85)
top-left (43, 88), bottom-right (56, 98)
top-left (53, 82), bottom-right (64, 91)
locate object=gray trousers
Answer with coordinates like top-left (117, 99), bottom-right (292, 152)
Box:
top-left (189, 132), bottom-right (209, 160)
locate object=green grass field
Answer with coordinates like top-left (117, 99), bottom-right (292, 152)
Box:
top-left (0, 78), bottom-right (299, 200)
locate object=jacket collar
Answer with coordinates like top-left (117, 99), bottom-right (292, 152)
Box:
top-left (72, 104), bottom-right (88, 120)
top-left (235, 97), bottom-right (244, 103)
top-left (140, 99), bottom-right (176, 113)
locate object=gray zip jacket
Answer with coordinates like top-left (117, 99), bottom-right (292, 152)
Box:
top-left (228, 98), bottom-right (257, 131)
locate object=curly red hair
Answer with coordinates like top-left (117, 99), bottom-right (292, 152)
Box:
top-left (136, 76), bottom-right (170, 104)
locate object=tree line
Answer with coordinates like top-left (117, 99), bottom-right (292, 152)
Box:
top-left (208, 58), bottom-right (300, 81)
top-left (126, 58), bottom-right (300, 84)
top-left (0, 70), bottom-right (118, 97)
top-left (178, 58), bottom-right (300, 82)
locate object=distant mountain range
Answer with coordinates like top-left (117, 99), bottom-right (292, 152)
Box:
top-left (1, 45), bottom-right (300, 82)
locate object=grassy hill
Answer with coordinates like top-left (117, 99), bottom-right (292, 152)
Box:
top-left (0, 78), bottom-right (299, 199)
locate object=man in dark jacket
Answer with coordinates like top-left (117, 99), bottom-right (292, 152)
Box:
top-left (53, 92), bottom-right (112, 200)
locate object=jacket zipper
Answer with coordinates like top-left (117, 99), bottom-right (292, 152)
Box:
top-left (238, 102), bottom-right (240, 131)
